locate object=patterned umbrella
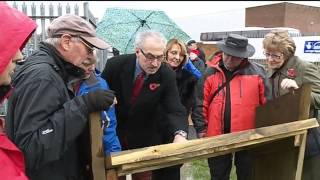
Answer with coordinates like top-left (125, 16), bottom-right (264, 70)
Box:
top-left (96, 8), bottom-right (191, 54)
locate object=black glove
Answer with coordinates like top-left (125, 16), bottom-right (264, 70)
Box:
top-left (82, 89), bottom-right (115, 112)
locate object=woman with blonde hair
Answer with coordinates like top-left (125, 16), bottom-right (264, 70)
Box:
top-left (152, 38), bottom-right (199, 180)
top-left (165, 38), bottom-right (199, 117)
top-left (263, 30), bottom-right (320, 180)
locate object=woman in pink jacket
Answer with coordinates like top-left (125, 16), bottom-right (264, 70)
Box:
top-left (0, 2), bottom-right (37, 180)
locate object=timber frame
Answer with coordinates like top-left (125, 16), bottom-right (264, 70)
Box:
top-left (89, 84), bottom-right (318, 180)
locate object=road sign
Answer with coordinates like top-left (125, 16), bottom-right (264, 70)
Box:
top-left (304, 41), bottom-right (320, 53)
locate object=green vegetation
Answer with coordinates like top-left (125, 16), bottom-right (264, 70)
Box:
top-left (191, 159), bottom-right (237, 180)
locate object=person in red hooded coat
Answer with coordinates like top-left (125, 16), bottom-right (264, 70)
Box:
top-left (0, 2), bottom-right (37, 180)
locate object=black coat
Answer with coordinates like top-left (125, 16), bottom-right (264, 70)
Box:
top-left (160, 67), bottom-right (198, 141)
top-left (5, 43), bottom-right (91, 180)
top-left (198, 47), bottom-right (206, 64)
top-left (101, 54), bottom-right (188, 149)
top-left (175, 68), bottom-right (197, 114)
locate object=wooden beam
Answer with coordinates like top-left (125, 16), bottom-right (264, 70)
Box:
top-left (106, 118), bottom-right (318, 176)
top-left (297, 84), bottom-right (311, 120)
top-left (89, 112), bottom-right (106, 180)
top-left (252, 84), bottom-right (312, 180)
top-left (295, 131), bottom-right (307, 180)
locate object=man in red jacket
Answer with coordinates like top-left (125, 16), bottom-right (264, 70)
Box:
top-left (192, 34), bottom-right (272, 180)
top-left (0, 2), bottom-right (37, 180)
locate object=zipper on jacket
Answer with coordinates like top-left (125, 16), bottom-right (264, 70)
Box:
top-left (220, 86), bottom-right (226, 134)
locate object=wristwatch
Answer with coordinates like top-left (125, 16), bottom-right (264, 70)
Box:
top-left (174, 130), bottom-right (187, 138)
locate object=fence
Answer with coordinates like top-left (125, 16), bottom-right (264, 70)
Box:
top-left (0, 2), bottom-right (112, 115)
top-left (9, 1), bottom-right (111, 71)
top-left (97, 85), bottom-right (317, 180)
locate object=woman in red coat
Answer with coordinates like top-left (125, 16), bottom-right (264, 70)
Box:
top-left (0, 2), bottom-right (37, 180)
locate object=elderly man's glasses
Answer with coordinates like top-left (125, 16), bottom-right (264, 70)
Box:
top-left (81, 60), bottom-right (96, 67)
top-left (263, 51), bottom-right (282, 60)
top-left (79, 38), bottom-right (95, 54)
top-left (140, 49), bottom-right (165, 62)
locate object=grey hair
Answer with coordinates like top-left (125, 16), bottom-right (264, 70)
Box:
top-left (45, 36), bottom-right (82, 48)
top-left (45, 37), bottom-right (61, 47)
top-left (134, 30), bottom-right (167, 49)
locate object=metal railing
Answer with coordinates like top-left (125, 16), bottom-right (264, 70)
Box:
top-left (0, 2), bottom-right (111, 115)
top-left (9, 1), bottom-right (109, 71)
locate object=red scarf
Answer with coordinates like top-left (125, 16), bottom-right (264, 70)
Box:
top-left (190, 49), bottom-right (200, 56)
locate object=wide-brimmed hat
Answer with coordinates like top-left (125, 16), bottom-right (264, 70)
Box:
top-left (47, 14), bottom-right (110, 49)
top-left (217, 33), bottom-right (255, 58)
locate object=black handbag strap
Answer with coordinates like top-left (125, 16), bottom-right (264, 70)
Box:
top-left (208, 74), bottom-right (236, 105)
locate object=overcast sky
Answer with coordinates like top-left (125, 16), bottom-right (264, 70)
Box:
top-left (8, 1), bottom-right (320, 19)
top-left (7, 1), bottom-right (320, 40)
top-left (86, 1), bottom-right (320, 20)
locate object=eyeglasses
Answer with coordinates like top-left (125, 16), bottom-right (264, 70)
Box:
top-left (140, 49), bottom-right (165, 62)
top-left (79, 38), bottom-right (95, 54)
top-left (81, 60), bottom-right (96, 67)
top-left (263, 51), bottom-right (282, 60)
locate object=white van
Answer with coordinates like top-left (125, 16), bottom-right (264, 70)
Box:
top-left (249, 36), bottom-right (320, 62)
top-left (200, 27), bottom-right (320, 62)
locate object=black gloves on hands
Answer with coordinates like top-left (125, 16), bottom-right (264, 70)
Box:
top-left (82, 89), bottom-right (115, 113)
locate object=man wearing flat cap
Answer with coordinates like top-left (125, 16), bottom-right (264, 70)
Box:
top-left (5, 14), bottom-right (115, 180)
top-left (192, 34), bottom-right (272, 180)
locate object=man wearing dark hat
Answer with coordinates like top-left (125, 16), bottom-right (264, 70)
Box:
top-left (192, 34), bottom-right (272, 180)
top-left (5, 14), bottom-right (115, 180)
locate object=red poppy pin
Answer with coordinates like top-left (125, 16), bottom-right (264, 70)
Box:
top-left (149, 83), bottom-right (160, 91)
top-left (287, 68), bottom-right (297, 79)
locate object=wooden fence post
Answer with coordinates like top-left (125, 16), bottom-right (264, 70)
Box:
top-left (89, 112), bottom-right (106, 180)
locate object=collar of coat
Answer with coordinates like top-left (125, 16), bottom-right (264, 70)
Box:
top-left (267, 56), bottom-right (298, 79)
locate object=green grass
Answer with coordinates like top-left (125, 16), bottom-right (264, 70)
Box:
top-left (190, 159), bottom-right (237, 180)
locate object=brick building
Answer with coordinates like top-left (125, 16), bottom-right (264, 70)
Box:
top-left (246, 2), bottom-right (320, 35)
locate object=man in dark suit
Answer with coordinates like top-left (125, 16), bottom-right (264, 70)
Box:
top-left (101, 30), bottom-right (188, 180)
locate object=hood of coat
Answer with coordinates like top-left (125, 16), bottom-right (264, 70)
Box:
top-left (0, 2), bottom-right (37, 74)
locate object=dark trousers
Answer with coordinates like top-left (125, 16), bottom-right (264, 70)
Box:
top-left (302, 153), bottom-right (320, 180)
top-left (207, 151), bottom-right (252, 180)
top-left (152, 164), bottom-right (181, 180)
top-left (118, 171), bottom-right (152, 180)
top-left (118, 166), bottom-right (180, 180)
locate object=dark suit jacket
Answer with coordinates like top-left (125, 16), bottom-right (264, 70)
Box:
top-left (102, 54), bottom-right (188, 149)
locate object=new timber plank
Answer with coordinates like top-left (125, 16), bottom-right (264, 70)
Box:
top-left (106, 119), bottom-right (318, 176)
top-left (89, 112), bottom-right (106, 180)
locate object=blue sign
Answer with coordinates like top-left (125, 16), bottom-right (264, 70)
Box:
top-left (304, 41), bottom-right (320, 53)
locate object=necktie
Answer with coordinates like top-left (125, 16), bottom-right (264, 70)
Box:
top-left (131, 72), bottom-right (145, 104)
